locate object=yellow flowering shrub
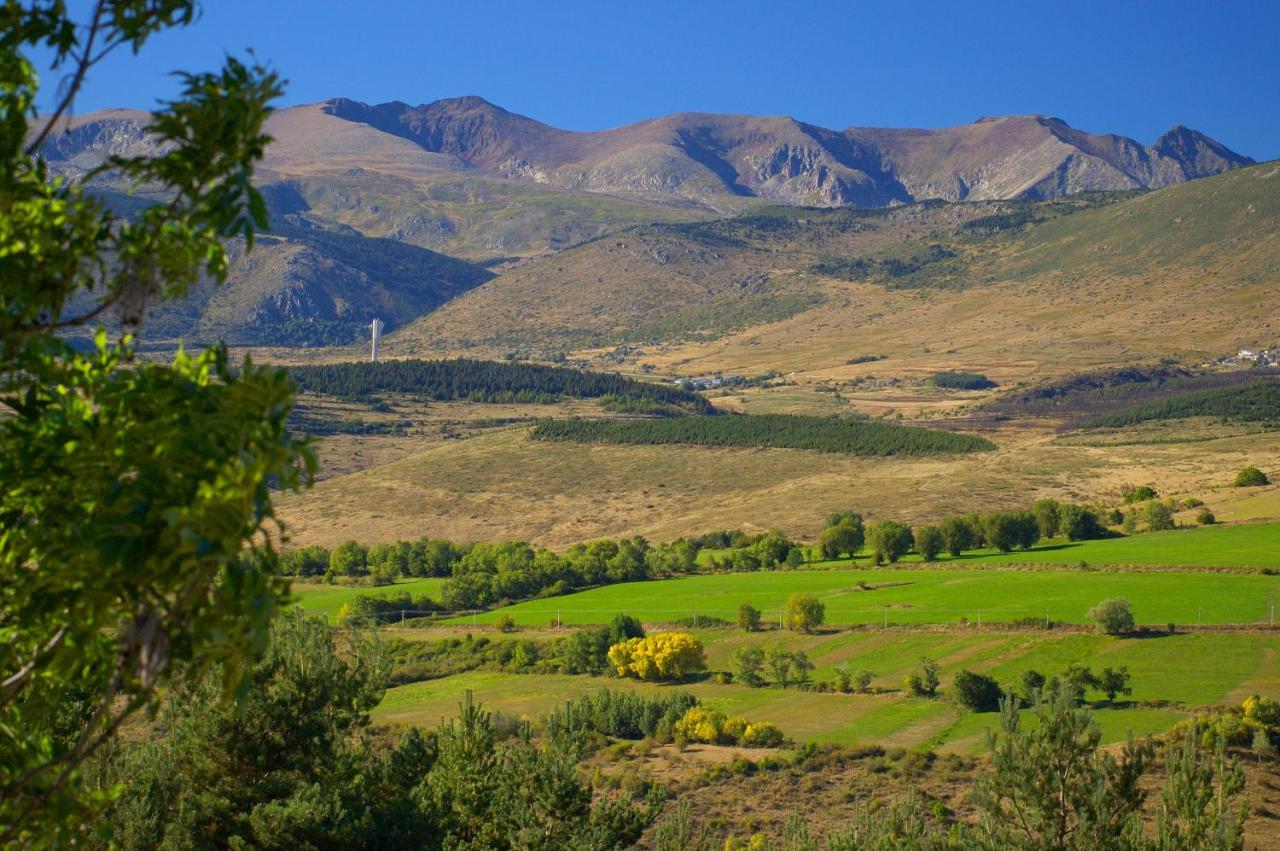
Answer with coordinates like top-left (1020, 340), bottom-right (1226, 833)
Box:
top-left (607, 632), bottom-right (706, 681)
top-left (674, 706), bottom-right (724, 743)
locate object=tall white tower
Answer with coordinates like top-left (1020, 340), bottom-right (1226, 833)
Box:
top-left (369, 318), bottom-right (384, 362)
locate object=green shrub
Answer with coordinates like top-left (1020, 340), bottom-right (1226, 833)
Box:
top-left (913, 525), bottom-right (944, 561)
top-left (1143, 501), bottom-right (1175, 531)
top-left (951, 670), bottom-right (1003, 712)
top-left (905, 657), bottom-right (941, 697)
top-left (1020, 670), bottom-right (1046, 703)
top-left (867, 520), bottom-right (914, 563)
top-left (741, 722), bottom-right (784, 748)
top-left (1087, 598), bottom-right (1135, 635)
top-left (1234, 466), bottom-right (1269, 487)
top-left (732, 646), bottom-right (766, 687)
top-left (1123, 485), bottom-right (1159, 503)
top-left (939, 516), bottom-right (977, 556)
top-left (565, 689), bottom-right (698, 739)
top-left (929, 371), bottom-right (997, 390)
top-left (784, 593), bottom-right (825, 632)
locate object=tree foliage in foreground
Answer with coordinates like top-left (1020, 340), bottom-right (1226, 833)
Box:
top-left (531, 414), bottom-right (995, 456)
top-left (1, 3), bottom-right (313, 842)
top-left (98, 612), bottom-right (651, 849)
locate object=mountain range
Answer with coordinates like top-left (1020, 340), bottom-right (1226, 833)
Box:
top-left (35, 99), bottom-right (1262, 349)
top-left (322, 96), bottom-right (1252, 208)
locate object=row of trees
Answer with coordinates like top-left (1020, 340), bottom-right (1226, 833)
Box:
top-left (289, 357), bottom-right (713, 412)
top-left (288, 536), bottom-right (703, 608)
top-left (816, 499), bottom-right (1111, 564)
top-left (948, 664), bottom-right (1133, 713)
top-left (531, 413), bottom-right (996, 456)
top-left (732, 647), bottom-right (815, 689)
top-left (288, 493), bottom-right (1125, 615)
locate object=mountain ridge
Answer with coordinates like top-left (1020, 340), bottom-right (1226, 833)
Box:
top-left (321, 96), bottom-right (1254, 206)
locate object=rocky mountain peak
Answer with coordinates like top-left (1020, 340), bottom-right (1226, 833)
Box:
top-left (1153, 125), bottom-right (1254, 178)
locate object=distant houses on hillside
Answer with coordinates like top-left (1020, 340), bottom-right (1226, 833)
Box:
top-left (1206, 348), bottom-right (1280, 368)
top-left (673, 374), bottom-right (743, 390)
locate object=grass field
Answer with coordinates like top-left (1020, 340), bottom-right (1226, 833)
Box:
top-left (371, 630), bottom-right (1279, 751)
top-left (451, 558), bottom-right (1279, 627)
top-left (276, 412), bottom-right (1280, 551)
top-left (291, 577), bottom-right (445, 621)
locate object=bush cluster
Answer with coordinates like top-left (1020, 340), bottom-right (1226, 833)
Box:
top-left (928, 371), bottom-right (997, 390)
top-left (565, 689), bottom-right (698, 740)
top-left (673, 707), bottom-right (785, 748)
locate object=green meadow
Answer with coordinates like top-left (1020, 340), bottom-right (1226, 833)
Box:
top-left (452, 567), bottom-right (1279, 627)
top-left (372, 630), bottom-right (1280, 751)
top-left (291, 577), bottom-right (445, 622)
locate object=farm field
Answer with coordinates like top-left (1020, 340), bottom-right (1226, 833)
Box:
top-left (449, 562), bottom-right (1280, 627)
top-left (371, 630), bottom-right (1280, 750)
top-left (291, 577), bottom-right (445, 621)
top-left (694, 521), bottom-right (1280, 570)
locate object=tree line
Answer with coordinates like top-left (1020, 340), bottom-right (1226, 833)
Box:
top-left (531, 414), bottom-right (995, 456)
top-left (815, 499), bottom-right (1110, 565)
top-left (291, 495), bottom-right (1117, 621)
top-left (1079, 377), bottom-right (1280, 429)
top-left (288, 358), bottom-right (714, 413)
top-left (291, 536), bottom-right (705, 610)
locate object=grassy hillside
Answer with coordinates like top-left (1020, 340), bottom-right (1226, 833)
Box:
top-left (274, 416), bottom-right (1280, 549)
top-left (392, 200), bottom-right (1071, 355)
top-left (393, 163), bottom-right (1280, 382)
top-left (372, 630), bottom-right (1280, 749)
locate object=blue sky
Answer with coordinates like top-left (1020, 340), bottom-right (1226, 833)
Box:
top-left (33, 0), bottom-right (1280, 159)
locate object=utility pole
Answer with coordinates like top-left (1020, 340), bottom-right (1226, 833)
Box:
top-left (369, 318), bottom-right (384, 362)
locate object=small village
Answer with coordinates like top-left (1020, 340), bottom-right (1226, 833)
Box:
top-left (1206, 347), bottom-right (1280, 368)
